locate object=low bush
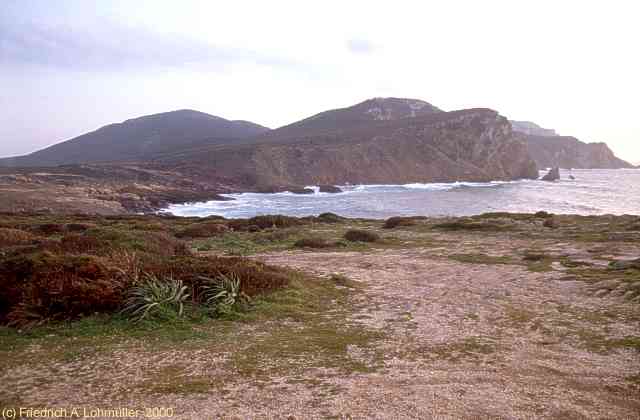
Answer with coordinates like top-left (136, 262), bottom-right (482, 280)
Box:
top-left (473, 212), bottom-right (532, 221)
top-left (316, 212), bottom-right (344, 223)
top-left (144, 256), bottom-right (291, 298)
top-left (37, 229), bottom-right (189, 260)
top-left (534, 211), bottom-right (554, 219)
top-left (83, 228), bottom-right (189, 258)
top-left (0, 252), bottom-right (126, 327)
top-left (227, 215), bottom-right (304, 232)
top-left (543, 218), bottom-right (557, 228)
top-left (0, 228), bottom-right (38, 247)
top-left (201, 272), bottom-right (250, 315)
top-left (31, 223), bottom-right (65, 235)
top-left (522, 251), bottom-right (549, 261)
top-left (65, 223), bottom-right (94, 232)
top-left (256, 229), bottom-right (297, 243)
top-left (176, 222), bottom-right (229, 238)
top-left (343, 229), bottom-right (379, 243)
top-left (383, 216), bottom-right (417, 229)
top-left (432, 219), bottom-right (508, 231)
top-left (122, 275), bottom-right (189, 322)
top-left (294, 237), bottom-right (333, 249)
top-left (0, 249), bottom-right (291, 327)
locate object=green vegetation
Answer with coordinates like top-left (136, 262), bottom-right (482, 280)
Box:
top-left (201, 272), bottom-right (250, 315)
top-left (122, 275), bottom-right (190, 322)
top-left (449, 253), bottom-right (516, 265)
top-left (417, 336), bottom-right (497, 362)
top-left (294, 237), bottom-right (334, 249)
top-left (433, 218), bottom-right (517, 232)
top-left (383, 216), bottom-right (420, 229)
top-left (343, 229), bottom-right (380, 243)
top-left (176, 221), bottom-right (228, 238)
top-left (1, 211), bottom-right (639, 331)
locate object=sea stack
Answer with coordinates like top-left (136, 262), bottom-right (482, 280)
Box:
top-left (541, 167), bottom-right (561, 181)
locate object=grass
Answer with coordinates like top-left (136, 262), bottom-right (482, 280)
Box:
top-left (449, 253), bottom-right (517, 265)
top-left (571, 329), bottom-right (640, 354)
top-left (343, 229), bottom-right (380, 243)
top-left (416, 336), bottom-right (497, 362)
top-left (433, 218), bottom-right (519, 232)
top-left (503, 305), bottom-right (537, 325)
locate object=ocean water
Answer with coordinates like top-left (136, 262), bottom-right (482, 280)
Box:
top-left (166, 169), bottom-right (640, 219)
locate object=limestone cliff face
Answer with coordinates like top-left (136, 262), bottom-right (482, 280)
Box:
top-left (510, 121), bottom-right (558, 137)
top-left (166, 107), bottom-right (539, 188)
top-left (523, 135), bottom-right (632, 169)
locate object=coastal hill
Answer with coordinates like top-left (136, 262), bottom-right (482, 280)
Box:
top-left (510, 121), bottom-right (632, 169)
top-left (522, 136), bottom-right (632, 169)
top-left (0, 110), bottom-right (270, 167)
top-left (153, 100), bottom-right (539, 188)
top-left (0, 98), bottom-right (539, 190)
top-left (262, 97), bottom-right (442, 140)
top-left (510, 120), bottom-right (558, 137)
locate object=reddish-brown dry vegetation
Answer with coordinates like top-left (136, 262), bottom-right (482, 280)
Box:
top-left (0, 214), bottom-right (298, 327)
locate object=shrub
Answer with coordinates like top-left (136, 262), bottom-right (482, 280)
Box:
top-left (343, 229), bottom-right (379, 243)
top-left (294, 237), bottom-right (332, 249)
top-left (201, 272), bottom-right (249, 315)
top-left (316, 212), bottom-right (344, 223)
top-left (176, 222), bottom-right (229, 238)
top-left (0, 252), bottom-right (125, 327)
top-left (626, 222), bottom-right (640, 232)
top-left (432, 219), bottom-right (507, 231)
top-left (122, 275), bottom-right (189, 322)
top-left (83, 228), bottom-right (189, 258)
top-left (383, 217), bottom-right (417, 229)
top-left (31, 223), bottom-right (65, 235)
top-left (329, 273), bottom-right (353, 287)
top-left (543, 218), bottom-right (557, 228)
top-left (522, 251), bottom-right (549, 261)
top-left (534, 211), bottom-right (554, 219)
top-left (54, 233), bottom-right (103, 254)
top-left (257, 229), bottom-right (296, 243)
top-left (0, 228), bottom-right (38, 247)
top-left (473, 212), bottom-right (532, 221)
top-left (227, 215), bottom-right (304, 232)
top-left (143, 256), bottom-right (291, 298)
top-left (65, 223), bottom-right (93, 232)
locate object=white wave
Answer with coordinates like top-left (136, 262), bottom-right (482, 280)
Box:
top-left (346, 180), bottom-right (521, 192)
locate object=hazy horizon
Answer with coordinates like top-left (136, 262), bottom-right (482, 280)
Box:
top-left (2, 0), bottom-right (639, 162)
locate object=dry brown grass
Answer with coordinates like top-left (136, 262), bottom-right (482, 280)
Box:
top-left (0, 228), bottom-right (38, 247)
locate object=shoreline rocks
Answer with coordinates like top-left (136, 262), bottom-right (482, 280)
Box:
top-left (541, 167), bottom-right (560, 181)
top-left (319, 185), bottom-right (343, 193)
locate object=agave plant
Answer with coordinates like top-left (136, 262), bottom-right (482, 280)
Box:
top-left (200, 272), bottom-right (249, 315)
top-left (122, 274), bottom-right (190, 322)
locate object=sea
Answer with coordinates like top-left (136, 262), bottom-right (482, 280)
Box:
top-left (165, 169), bottom-right (640, 219)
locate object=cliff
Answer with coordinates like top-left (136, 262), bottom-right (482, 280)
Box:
top-left (156, 106), bottom-right (539, 188)
top-left (0, 98), bottom-right (540, 191)
top-left (510, 121), bottom-right (558, 137)
top-left (522, 135), bottom-right (632, 169)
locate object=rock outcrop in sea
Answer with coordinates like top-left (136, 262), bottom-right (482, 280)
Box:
top-left (541, 167), bottom-right (561, 181)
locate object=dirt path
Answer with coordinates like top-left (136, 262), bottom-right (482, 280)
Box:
top-left (250, 249), bottom-right (640, 419)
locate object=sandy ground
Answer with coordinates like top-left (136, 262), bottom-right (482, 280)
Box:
top-left (251, 249), bottom-right (640, 419)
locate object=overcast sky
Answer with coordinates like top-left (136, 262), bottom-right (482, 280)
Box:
top-left (1, 0), bottom-right (639, 162)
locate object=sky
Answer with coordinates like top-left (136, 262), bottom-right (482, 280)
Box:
top-left (1, 0), bottom-right (639, 163)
